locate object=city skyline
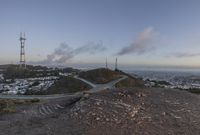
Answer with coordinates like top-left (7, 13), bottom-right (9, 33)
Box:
top-left (1, 0), bottom-right (200, 70)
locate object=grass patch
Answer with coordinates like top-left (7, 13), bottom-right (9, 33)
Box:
top-left (1, 101), bottom-right (16, 113)
top-left (79, 68), bottom-right (121, 84)
top-left (0, 99), bottom-right (40, 114)
top-left (25, 76), bottom-right (92, 95)
top-left (115, 77), bottom-right (144, 88)
top-left (187, 88), bottom-right (200, 94)
top-left (30, 98), bottom-right (40, 103)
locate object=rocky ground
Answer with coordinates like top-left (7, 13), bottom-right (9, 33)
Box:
top-left (0, 88), bottom-right (199, 135)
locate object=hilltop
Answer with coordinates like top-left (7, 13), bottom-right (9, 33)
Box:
top-left (0, 88), bottom-right (199, 135)
top-left (0, 64), bottom-right (49, 71)
top-left (0, 67), bottom-right (200, 135)
top-left (0, 64), bottom-right (80, 79)
top-left (79, 68), bottom-right (122, 84)
top-left (1, 64), bottom-right (56, 79)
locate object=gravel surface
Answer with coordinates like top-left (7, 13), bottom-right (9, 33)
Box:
top-left (0, 88), bottom-right (199, 135)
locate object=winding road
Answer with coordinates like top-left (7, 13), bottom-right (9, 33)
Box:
top-left (74, 75), bottom-right (128, 91)
top-left (0, 75), bottom-right (128, 100)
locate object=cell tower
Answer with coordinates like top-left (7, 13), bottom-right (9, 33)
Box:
top-left (106, 58), bottom-right (108, 69)
top-left (115, 58), bottom-right (118, 71)
top-left (19, 32), bottom-right (26, 68)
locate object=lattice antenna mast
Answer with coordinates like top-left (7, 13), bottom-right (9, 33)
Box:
top-left (19, 32), bottom-right (26, 68)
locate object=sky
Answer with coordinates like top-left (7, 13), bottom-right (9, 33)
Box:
top-left (1, 0), bottom-right (200, 69)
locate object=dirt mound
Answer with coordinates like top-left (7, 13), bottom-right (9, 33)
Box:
top-left (79, 68), bottom-right (121, 84)
top-left (69, 88), bottom-right (200, 135)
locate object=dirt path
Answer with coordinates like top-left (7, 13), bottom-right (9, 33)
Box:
top-left (0, 88), bottom-right (199, 135)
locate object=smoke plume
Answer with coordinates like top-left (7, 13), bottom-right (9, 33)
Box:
top-left (40, 41), bottom-right (106, 65)
top-left (168, 52), bottom-right (200, 58)
top-left (117, 27), bottom-right (156, 55)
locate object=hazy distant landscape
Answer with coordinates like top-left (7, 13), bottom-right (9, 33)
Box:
top-left (129, 70), bottom-right (200, 93)
top-left (1, 0), bottom-right (200, 134)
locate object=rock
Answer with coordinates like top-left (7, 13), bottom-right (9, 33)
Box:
top-left (91, 113), bottom-right (96, 116)
top-left (106, 118), bottom-right (110, 121)
top-left (162, 112), bottom-right (166, 116)
top-left (96, 102), bottom-right (101, 106)
top-left (82, 93), bottom-right (90, 100)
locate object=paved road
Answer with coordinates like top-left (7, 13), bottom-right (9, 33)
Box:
top-left (74, 75), bottom-right (128, 91)
top-left (90, 76), bottom-right (128, 91)
top-left (0, 75), bottom-right (127, 100)
top-left (74, 76), bottom-right (97, 88)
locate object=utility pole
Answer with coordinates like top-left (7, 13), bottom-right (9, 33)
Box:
top-left (19, 32), bottom-right (26, 69)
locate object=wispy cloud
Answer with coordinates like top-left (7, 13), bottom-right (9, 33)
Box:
top-left (167, 52), bottom-right (200, 58)
top-left (117, 27), bottom-right (157, 55)
top-left (36, 41), bottom-right (106, 65)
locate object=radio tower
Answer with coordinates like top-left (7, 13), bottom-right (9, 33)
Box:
top-left (106, 58), bottom-right (108, 69)
top-left (19, 32), bottom-right (26, 68)
top-left (115, 58), bottom-right (118, 71)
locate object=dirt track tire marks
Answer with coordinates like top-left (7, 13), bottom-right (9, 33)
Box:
top-left (38, 104), bottom-right (65, 116)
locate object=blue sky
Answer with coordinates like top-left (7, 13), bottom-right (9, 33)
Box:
top-left (1, 0), bottom-right (200, 69)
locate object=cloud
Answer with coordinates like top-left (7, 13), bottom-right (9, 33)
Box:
top-left (168, 52), bottom-right (200, 58)
top-left (117, 27), bottom-right (157, 55)
top-left (38, 41), bottom-right (106, 65)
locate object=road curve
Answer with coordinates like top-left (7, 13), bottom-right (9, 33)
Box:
top-left (0, 75), bottom-right (128, 100)
top-left (74, 76), bottom-right (96, 88)
top-left (75, 75), bottom-right (128, 91)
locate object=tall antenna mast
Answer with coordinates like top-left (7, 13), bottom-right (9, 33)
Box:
top-left (115, 57), bottom-right (118, 71)
top-left (19, 32), bottom-right (26, 68)
top-left (106, 58), bottom-right (108, 69)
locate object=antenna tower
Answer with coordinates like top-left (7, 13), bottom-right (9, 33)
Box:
top-left (115, 58), bottom-right (118, 71)
top-left (19, 32), bottom-right (26, 68)
top-left (106, 58), bottom-right (108, 69)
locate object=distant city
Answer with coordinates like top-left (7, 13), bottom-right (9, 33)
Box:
top-left (129, 70), bottom-right (200, 91)
top-left (1, 63), bottom-right (200, 95)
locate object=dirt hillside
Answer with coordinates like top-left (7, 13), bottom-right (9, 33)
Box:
top-left (0, 88), bottom-right (199, 135)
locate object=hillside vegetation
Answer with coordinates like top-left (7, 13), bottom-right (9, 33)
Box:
top-left (25, 77), bottom-right (92, 95)
top-left (3, 65), bottom-right (59, 79)
top-left (79, 68), bottom-right (121, 84)
top-left (0, 99), bottom-right (40, 114)
top-left (115, 77), bottom-right (144, 88)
